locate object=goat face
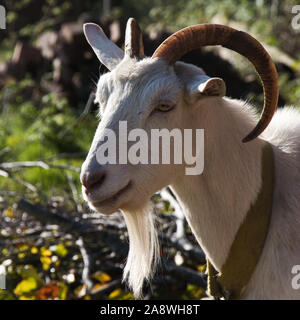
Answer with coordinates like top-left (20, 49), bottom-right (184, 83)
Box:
top-left (81, 23), bottom-right (226, 214)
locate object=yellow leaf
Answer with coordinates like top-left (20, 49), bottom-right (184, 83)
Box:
top-left (31, 247), bottom-right (38, 254)
top-left (74, 284), bottom-right (86, 298)
top-left (58, 282), bottom-right (68, 300)
top-left (40, 256), bottom-right (51, 270)
top-left (6, 136), bottom-right (20, 147)
top-left (65, 241), bottom-right (72, 247)
top-left (18, 244), bottom-right (28, 251)
top-left (40, 247), bottom-right (52, 257)
top-left (19, 295), bottom-right (36, 300)
top-left (197, 264), bottom-right (206, 272)
top-left (120, 292), bottom-right (135, 300)
top-left (92, 271), bottom-right (111, 283)
top-left (4, 207), bottom-right (14, 218)
top-left (18, 253), bottom-right (26, 259)
top-left (42, 264), bottom-right (49, 271)
top-left (91, 283), bottom-right (107, 293)
top-left (107, 288), bottom-right (134, 300)
top-left (40, 256), bottom-right (51, 265)
top-left (56, 243), bottom-right (68, 257)
top-left (108, 288), bottom-right (122, 299)
top-left (14, 277), bottom-right (38, 295)
top-left (186, 284), bottom-right (203, 299)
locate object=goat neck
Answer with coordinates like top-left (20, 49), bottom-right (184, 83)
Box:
top-left (170, 97), bottom-right (267, 271)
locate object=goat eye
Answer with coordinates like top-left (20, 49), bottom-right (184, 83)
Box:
top-left (156, 103), bottom-right (174, 112)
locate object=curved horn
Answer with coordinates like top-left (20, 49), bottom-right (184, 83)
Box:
top-left (125, 18), bottom-right (144, 58)
top-left (152, 24), bottom-right (278, 143)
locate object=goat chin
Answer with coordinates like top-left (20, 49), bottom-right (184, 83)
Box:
top-left (121, 203), bottom-right (159, 299)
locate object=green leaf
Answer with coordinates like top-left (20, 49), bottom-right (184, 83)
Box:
top-left (17, 265), bottom-right (42, 284)
top-left (0, 289), bottom-right (16, 300)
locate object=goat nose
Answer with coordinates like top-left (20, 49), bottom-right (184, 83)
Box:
top-left (80, 169), bottom-right (105, 190)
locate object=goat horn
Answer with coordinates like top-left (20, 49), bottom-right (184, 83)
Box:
top-left (152, 24), bottom-right (278, 142)
top-left (125, 18), bottom-right (144, 59)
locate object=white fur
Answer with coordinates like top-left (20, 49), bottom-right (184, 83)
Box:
top-left (170, 99), bottom-right (300, 299)
top-left (81, 27), bottom-right (300, 299)
top-left (122, 203), bottom-right (159, 298)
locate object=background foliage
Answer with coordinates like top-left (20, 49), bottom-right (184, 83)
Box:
top-left (0, 0), bottom-right (299, 300)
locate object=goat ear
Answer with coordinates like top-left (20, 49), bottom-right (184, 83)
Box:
top-left (174, 62), bottom-right (226, 98)
top-left (83, 23), bottom-right (124, 71)
top-left (188, 76), bottom-right (226, 97)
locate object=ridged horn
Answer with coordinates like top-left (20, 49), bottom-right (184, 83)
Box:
top-left (125, 18), bottom-right (144, 58)
top-left (152, 24), bottom-right (279, 142)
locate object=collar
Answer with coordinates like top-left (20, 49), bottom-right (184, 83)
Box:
top-left (206, 141), bottom-right (275, 300)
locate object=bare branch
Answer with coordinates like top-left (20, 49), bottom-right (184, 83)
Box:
top-left (17, 199), bottom-right (129, 256)
top-left (67, 172), bottom-right (83, 212)
top-left (46, 163), bottom-right (80, 173)
top-left (163, 260), bottom-right (206, 288)
top-left (0, 190), bottom-right (36, 199)
top-left (11, 176), bottom-right (37, 192)
top-left (76, 237), bottom-right (93, 291)
top-left (0, 169), bottom-right (9, 177)
top-left (0, 161), bottom-right (80, 173)
top-left (0, 161), bottom-right (50, 170)
top-left (90, 279), bottom-right (122, 297)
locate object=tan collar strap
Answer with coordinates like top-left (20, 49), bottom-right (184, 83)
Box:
top-left (207, 142), bottom-right (275, 299)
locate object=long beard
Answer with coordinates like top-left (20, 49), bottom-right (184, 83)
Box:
top-left (122, 203), bottom-right (159, 298)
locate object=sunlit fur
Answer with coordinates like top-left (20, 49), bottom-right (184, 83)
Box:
top-left (81, 34), bottom-right (300, 298)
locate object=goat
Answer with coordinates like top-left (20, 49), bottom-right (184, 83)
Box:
top-left (80, 18), bottom-right (300, 299)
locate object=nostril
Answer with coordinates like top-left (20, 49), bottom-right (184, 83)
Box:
top-left (81, 171), bottom-right (106, 190)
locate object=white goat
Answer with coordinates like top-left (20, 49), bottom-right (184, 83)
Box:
top-left (80, 18), bottom-right (300, 299)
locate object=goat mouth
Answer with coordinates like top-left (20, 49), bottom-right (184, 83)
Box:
top-left (90, 181), bottom-right (133, 211)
